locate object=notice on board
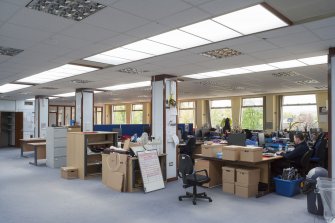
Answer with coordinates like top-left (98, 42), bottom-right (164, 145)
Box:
top-left (137, 150), bottom-right (165, 193)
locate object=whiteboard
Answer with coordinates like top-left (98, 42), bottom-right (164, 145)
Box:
top-left (137, 150), bottom-right (165, 193)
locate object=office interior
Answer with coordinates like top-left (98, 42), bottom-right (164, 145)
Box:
top-left (0, 0), bottom-right (335, 222)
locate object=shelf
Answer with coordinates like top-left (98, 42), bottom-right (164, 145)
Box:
top-left (87, 162), bottom-right (102, 166)
top-left (87, 140), bottom-right (115, 146)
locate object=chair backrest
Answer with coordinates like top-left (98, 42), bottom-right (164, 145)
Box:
top-left (300, 149), bottom-right (313, 171)
top-left (187, 137), bottom-right (196, 149)
top-left (178, 154), bottom-right (193, 184)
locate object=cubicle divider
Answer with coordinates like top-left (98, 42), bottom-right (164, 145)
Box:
top-left (93, 123), bottom-right (193, 137)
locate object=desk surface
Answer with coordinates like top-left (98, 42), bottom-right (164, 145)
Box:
top-left (20, 138), bottom-right (45, 142)
top-left (129, 153), bottom-right (167, 160)
top-left (194, 154), bottom-right (282, 164)
top-left (27, 142), bottom-right (46, 146)
top-left (178, 141), bottom-right (204, 146)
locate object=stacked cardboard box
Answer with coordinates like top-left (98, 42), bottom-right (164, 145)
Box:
top-left (222, 166), bottom-right (235, 194)
top-left (222, 145), bottom-right (243, 161)
top-left (201, 144), bottom-right (224, 157)
top-left (235, 168), bottom-right (260, 198)
top-left (195, 159), bottom-right (222, 187)
top-left (102, 153), bottom-right (128, 192)
top-left (239, 147), bottom-right (263, 162)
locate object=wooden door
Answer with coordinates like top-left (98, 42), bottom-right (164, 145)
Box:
top-left (15, 112), bottom-right (23, 147)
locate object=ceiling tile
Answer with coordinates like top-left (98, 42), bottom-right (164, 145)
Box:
top-left (0, 54), bottom-right (11, 63)
top-left (198, 0), bottom-right (260, 16)
top-left (0, 1), bottom-right (20, 22)
top-left (42, 34), bottom-right (92, 50)
top-left (249, 48), bottom-right (294, 61)
top-left (157, 7), bottom-right (211, 28)
top-left (0, 23), bottom-right (53, 42)
top-left (303, 16), bottom-right (335, 30)
top-left (100, 34), bottom-right (138, 49)
top-left (28, 43), bottom-right (73, 57)
top-left (125, 22), bottom-right (171, 39)
top-left (182, 0), bottom-right (215, 6)
top-left (0, 34), bottom-right (35, 49)
top-left (231, 40), bottom-right (278, 54)
top-left (61, 23), bottom-right (119, 42)
top-left (266, 31), bottom-right (321, 48)
top-left (1, 0), bottom-right (29, 6)
top-left (112, 0), bottom-right (192, 20)
top-left (8, 8), bottom-right (75, 33)
top-left (312, 26), bottom-right (335, 41)
top-left (84, 7), bottom-right (150, 33)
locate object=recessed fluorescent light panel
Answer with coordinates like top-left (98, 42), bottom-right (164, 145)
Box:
top-left (26, 0), bottom-right (106, 21)
top-left (26, 98), bottom-right (35, 101)
top-left (0, 83), bottom-right (32, 93)
top-left (269, 60), bottom-right (306, 69)
top-left (48, 97), bottom-right (58, 100)
top-left (83, 54), bottom-right (131, 65)
top-left (84, 3), bottom-right (289, 65)
top-left (99, 81), bottom-right (151, 91)
top-left (201, 48), bottom-right (242, 59)
top-left (180, 20), bottom-right (241, 42)
top-left (242, 64), bottom-right (278, 72)
top-left (54, 92), bottom-right (75, 97)
top-left (212, 4), bottom-right (289, 35)
top-left (298, 55), bottom-right (327, 65)
top-left (149, 30), bottom-right (210, 50)
top-left (220, 68), bottom-right (252, 75)
top-left (0, 46), bottom-right (24, 56)
top-left (123, 39), bottom-right (179, 55)
top-left (16, 64), bottom-right (98, 84)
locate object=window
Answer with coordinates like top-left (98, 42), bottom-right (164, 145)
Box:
top-left (282, 94), bottom-right (318, 131)
top-left (113, 105), bottom-right (126, 124)
top-left (178, 101), bottom-right (195, 125)
top-left (131, 104), bottom-right (143, 124)
top-left (241, 97), bottom-right (263, 130)
top-left (210, 100), bottom-right (232, 127)
top-left (94, 107), bottom-right (103, 124)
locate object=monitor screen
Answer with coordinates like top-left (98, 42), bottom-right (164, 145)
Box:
top-left (112, 128), bottom-right (122, 138)
top-left (228, 133), bottom-right (246, 146)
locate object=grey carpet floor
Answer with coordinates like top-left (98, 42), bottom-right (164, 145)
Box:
top-left (0, 147), bottom-right (326, 223)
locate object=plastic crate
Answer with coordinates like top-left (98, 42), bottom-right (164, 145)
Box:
top-left (273, 177), bottom-right (304, 197)
top-left (316, 177), bottom-right (335, 223)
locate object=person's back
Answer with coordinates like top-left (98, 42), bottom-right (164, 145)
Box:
top-left (283, 133), bottom-right (309, 167)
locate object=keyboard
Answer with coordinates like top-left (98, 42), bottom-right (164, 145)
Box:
top-left (262, 152), bottom-right (275, 157)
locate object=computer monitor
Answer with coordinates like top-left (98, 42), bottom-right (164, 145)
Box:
top-left (228, 133), bottom-right (246, 146)
top-left (201, 128), bottom-right (210, 138)
top-left (258, 133), bottom-right (265, 146)
top-left (112, 128), bottom-right (122, 138)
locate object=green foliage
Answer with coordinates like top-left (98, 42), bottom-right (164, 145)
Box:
top-left (179, 110), bottom-right (194, 124)
top-left (241, 107), bottom-right (263, 130)
top-left (132, 111), bottom-right (143, 124)
top-left (113, 111), bottom-right (126, 124)
top-left (210, 108), bottom-right (232, 127)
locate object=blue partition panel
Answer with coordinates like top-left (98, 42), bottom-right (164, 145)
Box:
top-left (178, 123), bottom-right (193, 135)
top-left (94, 124), bottom-right (150, 136)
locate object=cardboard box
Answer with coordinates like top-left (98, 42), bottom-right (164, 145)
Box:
top-left (235, 182), bottom-right (258, 198)
top-left (222, 182), bottom-right (235, 194)
top-left (102, 153), bottom-right (128, 192)
top-left (194, 159), bottom-right (222, 188)
top-left (239, 147), bottom-right (263, 162)
top-left (222, 166), bottom-right (235, 183)
top-left (201, 144), bottom-right (223, 157)
top-left (61, 166), bottom-right (78, 179)
top-left (236, 168), bottom-right (260, 186)
top-left (222, 145), bottom-right (242, 161)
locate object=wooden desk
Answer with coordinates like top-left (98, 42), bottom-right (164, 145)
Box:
top-left (27, 142), bottom-right (46, 166)
top-left (20, 138), bottom-right (46, 157)
top-left (177, 141), bottom-right (203, 157)
top-left (194, 154), bottom-right (282, 196)
top-left (127, 153), bottom-right (166, 192)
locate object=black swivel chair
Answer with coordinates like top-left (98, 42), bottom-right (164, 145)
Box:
top-left (310, 135), bottom-right (327, 168)
top-left (179, 137), bottom-right (196, 158)
top-left (178, 154), bottom-right (212, 205)
top-left (297, 149), bottom-right (314, 176)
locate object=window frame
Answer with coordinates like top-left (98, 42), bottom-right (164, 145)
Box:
top-left (240, 97), bottom-right (264, 130)
top-left (178, 101), bottom-right (196, 125)
top-left (131, 103), bottom-right (144, 124)
top-left (209, 99), bottom-right (232, 127)
top-left (112, 104), bottom-right (127, 124)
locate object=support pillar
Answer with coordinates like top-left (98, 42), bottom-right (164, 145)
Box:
top-left (75, 89), bottom-right (94, 132)
top-left (328, 48), bottom-right (335, 177)
top-left (34, 96), bottom-right (48, 138)
top-left (151, 75), bottom-right (178, 181)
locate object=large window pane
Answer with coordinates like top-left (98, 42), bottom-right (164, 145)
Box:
top-left (131, 104), bottom-right (143, 124)
top-left (210, 100), bottom-right (232, 127)
top-left (282, 94), bottom-right (318, 131)
top-left (210, 108), bottom-right (232, 127)
top-left (241, 107), bottom-right (263, 130)
top-left (242, 98), bottom-right (263, 106)
top-left (178, 101), bottom-right (195, 125)
top-left (113, 105), bottom-right (126, 124)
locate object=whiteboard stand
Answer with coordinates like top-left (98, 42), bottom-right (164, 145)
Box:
top-left (137, 150), bottom-right (165, 193)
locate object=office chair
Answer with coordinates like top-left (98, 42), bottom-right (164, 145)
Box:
top-left (178, 154), bottom-right (212, 205)
top-left (179, 137), bottom-right (196, 158)
top-left (310, 137), bottom-right (327, 168)
top-left (298, 149), bottom-right (314, 176)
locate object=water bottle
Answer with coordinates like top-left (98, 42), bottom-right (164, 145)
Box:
top-left (255, 141), bottom-right (258, 147)
top-left (278, 144), bottom-right (282, 151)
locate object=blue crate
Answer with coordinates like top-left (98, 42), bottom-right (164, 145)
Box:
top-left (273, 177), bottom-right (304, 197)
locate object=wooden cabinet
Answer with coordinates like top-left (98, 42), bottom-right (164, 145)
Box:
top-left (67, 132), bottom-right (118, 179)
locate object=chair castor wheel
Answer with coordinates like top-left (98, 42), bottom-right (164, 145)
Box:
top-left (209, 198), bottom-right (213, 202)
top-left (193, 201), bottom-right (196, 205)
top-left (179, 197), bottom-right (182, 201)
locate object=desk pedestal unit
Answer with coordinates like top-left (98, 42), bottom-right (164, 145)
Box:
top-left (20, 138), bottom-right (46, 157)
top-left (67, 132), bottom-right (118, 179)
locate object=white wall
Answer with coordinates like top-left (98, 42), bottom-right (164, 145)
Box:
top-left (15, 100), bottom-right (34, 139)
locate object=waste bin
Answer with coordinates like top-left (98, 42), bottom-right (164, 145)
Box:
top-left (316, 177), bottom-right (335, 223)
top-left (303, 167), bottom-right (328, 215)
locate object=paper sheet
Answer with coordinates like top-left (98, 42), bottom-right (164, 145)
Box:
top-left (172, 134), bottom-right (179, 146)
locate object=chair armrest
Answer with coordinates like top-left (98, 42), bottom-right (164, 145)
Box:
top-left (193, 169), bottom-right (209, 181)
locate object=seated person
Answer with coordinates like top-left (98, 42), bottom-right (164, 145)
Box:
top-left (272, 132), bottom-right (309, 176)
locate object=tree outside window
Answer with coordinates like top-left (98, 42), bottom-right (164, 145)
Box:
top-left (282, 94), bottom-right (318, 131)
top-left (94, 107), bottom-right (103, 124)
top-left (241, 98), bottom-right (263, 130)
top-left (131, 104), bottom-right (143, 124)
top-left (210, 100), bottom-right (232, 128)
top-left (178, 101), bottom-right (195, 125)
top-left (113, 105), bottom-right (126, 124)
